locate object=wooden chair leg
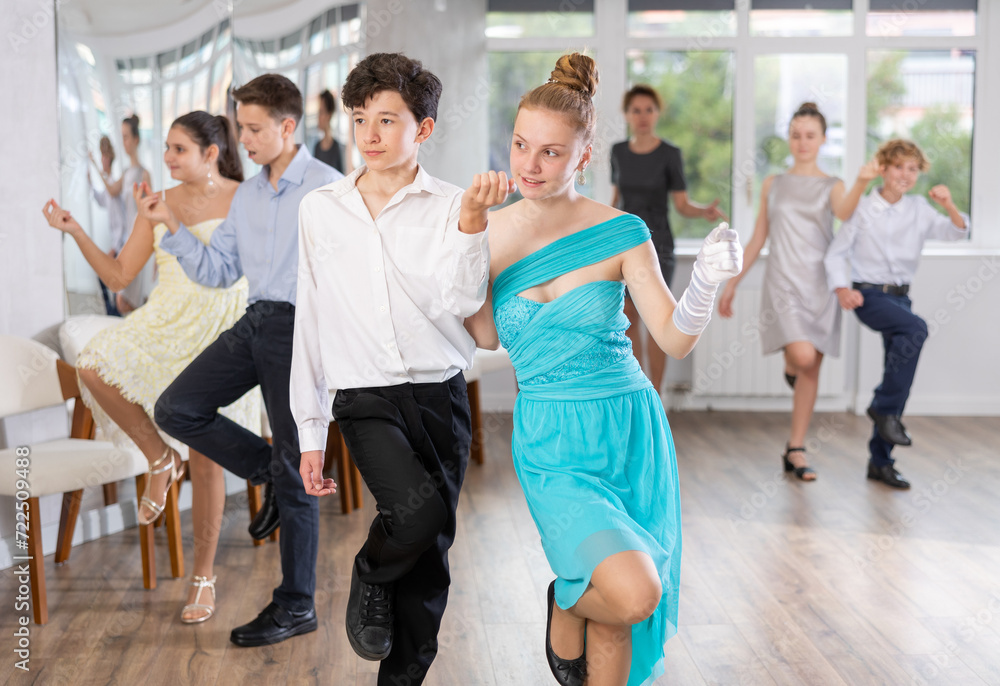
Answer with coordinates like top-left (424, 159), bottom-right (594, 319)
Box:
top-left (165, 480), bottom-right (184, 579)
top-left (269, 527), bottom-right (279, 543)
top-left (247, 481), bottom-right (265, 548)
top-left (328, 423), bottom-right (353, 514)
top-left (136, 475), bottom-right (156, 590)
top-left (102, 482), bottom-right (119, 506)
top-left (468, 378), bottom-right (484, 465)
top-left (26, 497), bottom-right (48, 625)
top-left (348, 442), bottom-right (363, 510)
top-left (55, 490), bottom-right (83, 565)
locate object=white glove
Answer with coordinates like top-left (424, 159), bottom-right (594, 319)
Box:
top-left (673, 223), bottom-right (743, 336)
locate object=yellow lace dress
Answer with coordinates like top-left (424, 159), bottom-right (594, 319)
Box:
top-left (77, 220), bottom-right (260, 452)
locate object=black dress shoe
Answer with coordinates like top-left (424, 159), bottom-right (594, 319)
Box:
top-left (546, 581), bottom-right (586, 686)
top-left (346, 566), bottom-right (394, 660)
top-left (230, 602), bottom-right (317, 647)
top-left (248, 481), bottom-right (280, 540)
top-left (866, 407), bottom-right (912, 446)
top-left (867, 460), bottom-right (911, 489)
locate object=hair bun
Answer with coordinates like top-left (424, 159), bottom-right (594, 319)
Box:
top-left (796, 101), bottom-right (819, 113)
top-left (549, 53), bottom-right (598, 99)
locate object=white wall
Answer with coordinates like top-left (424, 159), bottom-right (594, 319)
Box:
top-left (0, 0), bottom-right (69, 567)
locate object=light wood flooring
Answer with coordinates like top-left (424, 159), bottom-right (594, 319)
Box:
top-left (3, 411), bottom-right (1000, 685)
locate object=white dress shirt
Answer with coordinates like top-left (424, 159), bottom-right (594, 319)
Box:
top-left (824, 189), bottom-right (969, 291)
top-left (290, 165), bottom-right (489, 452)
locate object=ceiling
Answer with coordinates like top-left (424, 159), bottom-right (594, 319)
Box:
top-left (60, 0), bottom-right (296, 36)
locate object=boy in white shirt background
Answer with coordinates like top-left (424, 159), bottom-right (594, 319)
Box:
top-left (824, 139), bottom-right (969, 489)
top-left (290, 52), bottom-right (512, 685)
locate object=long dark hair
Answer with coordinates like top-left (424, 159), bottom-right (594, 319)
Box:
top-left (171, 111), bottom-right (244, 182)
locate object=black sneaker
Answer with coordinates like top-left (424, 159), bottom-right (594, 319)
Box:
top-left (345, 567), bottom-right (394, 660)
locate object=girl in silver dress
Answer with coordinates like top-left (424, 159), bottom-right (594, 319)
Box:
top-left (718, 103), bottom-right (878, 480)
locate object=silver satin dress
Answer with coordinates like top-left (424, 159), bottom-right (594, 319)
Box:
top-left (760, 173), bottom-right (842, 357)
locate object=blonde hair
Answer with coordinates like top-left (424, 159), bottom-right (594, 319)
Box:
top-left (876, 138), bottom-right (930, 172)
top-left (518, 53), bottom-right (599, 146)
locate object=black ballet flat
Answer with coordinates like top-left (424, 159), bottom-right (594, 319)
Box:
top-left (545, 581), bottom-right (586, 686)
top-left (782, 446), bottom-right (817, 481)
top-left (784, 372), bottom-right (797, 389)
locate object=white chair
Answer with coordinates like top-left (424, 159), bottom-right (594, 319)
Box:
top-left (59, 315), bottom-right (189, 578)
top-left (0, 335), bottom-right (154, 624)
top-left (58, 314), bottom-right (126, 506)
top-left (465, 348), bottom-right (513, 465)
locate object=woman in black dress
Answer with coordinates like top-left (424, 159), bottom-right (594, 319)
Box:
top-left (611, 84), bottom-right (726, 394)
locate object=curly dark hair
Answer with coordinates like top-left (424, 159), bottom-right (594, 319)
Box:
top-left (341, 52), bottom-right (442, 123)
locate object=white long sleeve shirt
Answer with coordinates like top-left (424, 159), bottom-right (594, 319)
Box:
top-left (824, 189), bottom-right (969, 291)
top-left (290, 165), bottom-right (489, 452)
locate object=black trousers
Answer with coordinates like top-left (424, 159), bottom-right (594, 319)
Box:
top-left (154, 301), bottom-right (319, 612)
top-left (334, 374), bottom-right (471, 686)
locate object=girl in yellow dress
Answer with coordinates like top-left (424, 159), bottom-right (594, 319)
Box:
top-left (43, 111), bottom-right (258, 623)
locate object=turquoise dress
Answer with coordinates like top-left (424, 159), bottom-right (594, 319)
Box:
top-left (492, 215), bottom-right (682, 686)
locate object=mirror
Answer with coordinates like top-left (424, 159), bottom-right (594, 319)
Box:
top-left (57, 0), bottom-right (364, 315)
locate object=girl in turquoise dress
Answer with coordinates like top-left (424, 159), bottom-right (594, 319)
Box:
top-left (465, 54), bottom-right (742, 685)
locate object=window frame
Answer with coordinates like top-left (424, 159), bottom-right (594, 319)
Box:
top-left (487, 0), bottom-right (997, 250)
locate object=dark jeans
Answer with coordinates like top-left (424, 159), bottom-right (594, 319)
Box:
top-left (154, 301), bottom-right (319, 612)
top-left (854, 290), bottom-right (928, 467)
top-left (334, 374), bottom-right (471, 686)
top-left (98, 279), bottom-right (121, 317)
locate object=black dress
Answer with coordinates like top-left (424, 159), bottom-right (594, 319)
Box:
top-left (610, 139), bottom-right (687, 287)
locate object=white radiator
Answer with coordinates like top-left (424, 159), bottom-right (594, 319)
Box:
top-left (691, 288), bottom-right (845, 398)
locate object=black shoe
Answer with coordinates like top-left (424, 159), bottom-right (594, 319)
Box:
top-left (346, 567), bottom-right (394, 661)
top-left (784, 372), bottom-right (796, 389)
top-left (866, 407), bottom-right (912, 446)
top-left (867, 460), bottom-right (911, 489)
top-left (782, 445), bottom-right (817, 481)
top-left (248, 481), bottom-right (280, 540)
top-left (546, 581), bottom-right (586, 686)
top-left (230, 602), bottom-right (317, 647)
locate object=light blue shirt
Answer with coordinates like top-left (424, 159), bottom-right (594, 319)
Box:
top-left (824, 189), bottom-right (969, 291)
top-left (159, 145), bottom-right (342, 305)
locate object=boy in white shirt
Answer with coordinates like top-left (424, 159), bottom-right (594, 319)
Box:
top-left (824, 139), bottom-right (968, 489)
top-left (290, 52), bottom-right (512, 684)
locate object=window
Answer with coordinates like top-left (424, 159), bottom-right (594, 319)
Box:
top-left (627, 50), bottom-right (734, 238)
top-left (628, 0), bottom-right (736, 38)
top-left (486, 0), bottom-right (594, 38)
top-left (754, 53), bottom-right (848, 206)
top-left (867, 0), bottom-right (976, 37)
top-left (867, 49), bottom-right (975, 215)
top-left (488, 51), bottom-right (597, 199)
top-left (750, 0), bottom-right (853, 36)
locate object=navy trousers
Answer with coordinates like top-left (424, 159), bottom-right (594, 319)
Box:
top-left (334, 374), bottom-right (471, 686)
top-left (154, 301), bottom-right (319, 612)
top-left (853, 290), bottom-right (928, 467)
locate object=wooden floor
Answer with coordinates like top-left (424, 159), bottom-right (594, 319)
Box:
top-left (4, 411), bottom-right (1000, 686)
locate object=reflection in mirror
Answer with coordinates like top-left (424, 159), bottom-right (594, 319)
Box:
top-left (57, 1), bottom-right (364, 316)
top-left (57, 3), bottom-right (236, 315)
top-left (233, 2), bottom-right (364, 176)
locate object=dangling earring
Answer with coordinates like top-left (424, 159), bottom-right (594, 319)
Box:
top-left (206, 169), bottom-right (214, 187)
top-left (577, 169), bottom-right (587, 185)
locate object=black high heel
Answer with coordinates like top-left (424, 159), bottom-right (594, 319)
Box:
top-left (545, 581), bottom-right (586, 686)
top-left (782, 445), bottom-right (817, 481)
